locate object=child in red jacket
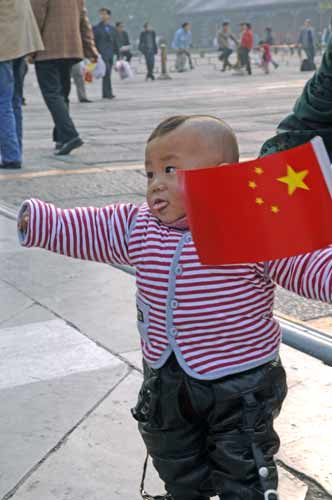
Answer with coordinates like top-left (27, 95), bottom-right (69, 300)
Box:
top-left (259, 40), bottom-right (272, 74)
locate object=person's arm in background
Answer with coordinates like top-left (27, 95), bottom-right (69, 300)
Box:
top-left (138, 32), bottom-right (145, 54)
top-left (172, 30), bottom-right (180, 50)
top-left (153, 31), bottom-right (158, 54)
top-left (29, 0), bottom-right (49, 35)
top-left (112, 27), bottom-right (120, 59)
top-left (80, 6), bottom-right (98, 61)
top-left (260, 40), bottom-right (332, 160)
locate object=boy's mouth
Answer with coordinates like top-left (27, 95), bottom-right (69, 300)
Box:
top-left (153, 199), bottom-right (169, 212)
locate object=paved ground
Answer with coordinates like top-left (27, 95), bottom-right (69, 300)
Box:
top-left (1, 54), bottom-right (332, 500)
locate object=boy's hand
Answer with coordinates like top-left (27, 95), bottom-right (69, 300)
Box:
top-left (18, 210), bottom-right (29, 233)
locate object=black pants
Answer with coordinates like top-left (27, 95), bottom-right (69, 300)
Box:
top-left (219, 48), bottom-right (233, 70)
top-left (102, 58), bottom-right (114, 97)
top-left (35, 59), bottom-right (79, 145)
top-left (144, 51), bottom-right (156, 79)
top-left (133, 354), bottom-right (287, 500)
top-left (239, 47), bottom-right (252, 75)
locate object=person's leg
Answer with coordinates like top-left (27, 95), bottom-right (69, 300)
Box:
top-left (12, 57), bottom-right (25, 155)
top-left (186, 50), bottom-right (194, 69)
top-left (133, 358), bottom-right (211, 500)
top-left (35, 60), bottom-right (79, 146)
top-left (146, 51), bottom-right (155, 79)
top-left (102, 58), bottom-right (112, 97)
top-left (109, 61), bottom-right (114, 96)
top-left (0, 60), bottom-right (21, 165)
top-left (72, 63), bottom-right (88, 101)
top-left (246, 48), bottom-right (252, 75)
top-left (176, 50), bottom-right (186, 72)
top-left (223, 49), bottom-right (232, 70)
top-left (207, 358), bottom-right (287, 500)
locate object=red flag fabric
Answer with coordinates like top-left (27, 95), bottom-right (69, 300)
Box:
top-left (178, 137), bottom-right (332, 264)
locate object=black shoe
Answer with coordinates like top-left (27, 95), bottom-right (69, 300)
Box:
top-left (103, 95), bottom-right (116, 99)
top-left (55, 142), bottom-right (62, 150)
top-left (79, 98), bottom-right (93, 103)
top-left (0, 161), bottom-right (22, 169)
top-left (55, 137), bottom-right (83, 156)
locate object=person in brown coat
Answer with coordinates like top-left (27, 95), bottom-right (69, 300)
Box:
top-left (30, 0), bottom-right (98, 155)
top-left (0, 0), bottom-right (44, 169)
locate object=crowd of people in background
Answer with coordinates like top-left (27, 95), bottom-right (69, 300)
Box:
top-left (1, 0), bottom-right (332, 171)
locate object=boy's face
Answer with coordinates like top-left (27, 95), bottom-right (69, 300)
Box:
top-left (145, 127), bottom-right (224, 225)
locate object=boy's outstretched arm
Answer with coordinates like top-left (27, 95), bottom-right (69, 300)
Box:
top-left (17, 199), bottom-right (138, 266)
top-left (261, 247), bottom-right (332, 304)
top-left (261, 40), bottom-right (332, 159)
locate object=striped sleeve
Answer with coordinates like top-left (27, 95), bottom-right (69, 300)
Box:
top-left (268, 247), bottom-right (332, 303)
top-left (17, 198), bottom-right (139, 266)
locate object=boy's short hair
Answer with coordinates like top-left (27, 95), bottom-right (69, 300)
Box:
top-left (147, 115), bottom-right (227, 143)
top-left (99, 7), bottom-right (111, 15)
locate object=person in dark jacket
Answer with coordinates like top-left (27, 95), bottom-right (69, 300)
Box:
top-left (115, 22), bottom-right (132, 62)
top-left (93, 8), bottom-right (119, 99)
top-left (139, 22), bottom-right (158, 81)
top-left (261, 39), bottom-right (332, 161)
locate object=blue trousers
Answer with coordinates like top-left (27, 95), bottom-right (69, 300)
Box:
top-left (0, 58), bottom-right (24, 164)
top-left (144, 51), bottom-right (155, 78)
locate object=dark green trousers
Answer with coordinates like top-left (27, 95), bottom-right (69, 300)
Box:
top-left (133, 354), bottom-right (287, 500)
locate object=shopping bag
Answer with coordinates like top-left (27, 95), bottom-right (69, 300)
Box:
top-left (115, 60), bottom-right (134, 80)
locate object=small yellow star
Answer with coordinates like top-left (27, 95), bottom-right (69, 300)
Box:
top-left (255, 167), bottom-right (264, 175)
top-left (277, 165), bottom-right (309, 196)
top-left (248, 181), bottom-right (257, 189)
top-left (256, 197), bottom-right (264, 205)
top-left (271, 205), bottom-right (280, 214)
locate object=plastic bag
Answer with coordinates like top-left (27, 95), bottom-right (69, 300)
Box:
top-left (115, 60), bottom-right (134, 80)
top-left (79, 55), bottom-right (106, 82)
top-left (93, 55), bottom-right (106, 79)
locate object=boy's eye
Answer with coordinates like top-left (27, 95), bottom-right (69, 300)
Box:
top-left (165, 166), bottom-right (177, 174)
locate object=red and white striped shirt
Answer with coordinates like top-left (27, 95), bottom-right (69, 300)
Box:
top-left (18, 199), bottom-right (332, 380)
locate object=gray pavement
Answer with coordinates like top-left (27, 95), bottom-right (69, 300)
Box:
top-left (1, 54), bottom-right (332, 500)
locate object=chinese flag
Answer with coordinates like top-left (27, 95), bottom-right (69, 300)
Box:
top-left (178, 137), bottom-right (332, 264)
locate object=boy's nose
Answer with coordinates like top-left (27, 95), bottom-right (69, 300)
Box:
top-left (152, 177), bottom-right (167, 192)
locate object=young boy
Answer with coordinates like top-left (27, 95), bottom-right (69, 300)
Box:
top-left (17, 114), bottom-right (332, 500)
top-left (258, 40), bottom-right (272, 74)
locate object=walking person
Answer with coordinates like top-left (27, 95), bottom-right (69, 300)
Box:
top-left (239, 22), bottom-right (254, 75)
top-left (298, 19), bottom-right (316, 68)
top-left (72, 62), bottom-right (92, 103)
top-left (115, 22), bottom-right (132, 63)
top-left (217, 22), bottom-right (238, 72)
top-left (264, 27), bottom-right (279, 69)
top-left (258, 40), bottom-right (272, 74)
top-left (138, 23), bottom-right (158, 81)
top-left (172, 22), bottom-right (194, 72)
top-left (30, 0), bottom-right (98, 156)
top-left (0, 0), bottom-right (43, 169)
top-left (93, 8), bottom-right (119, 99)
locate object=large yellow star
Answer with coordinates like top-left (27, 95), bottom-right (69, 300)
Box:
top-left (277, 165), bottom-right (309, 196)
